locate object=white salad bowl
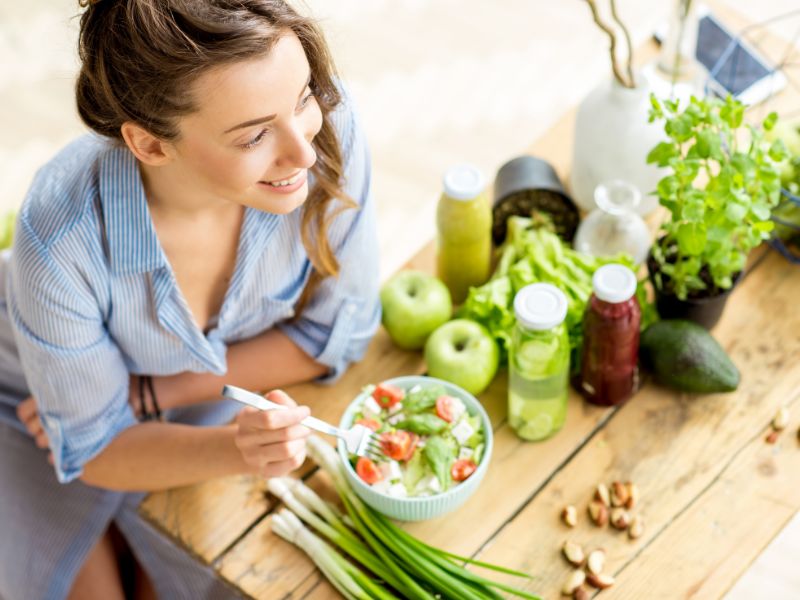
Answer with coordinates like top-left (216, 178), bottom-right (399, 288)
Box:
top-left (337, 375), bottom-right (493, 521)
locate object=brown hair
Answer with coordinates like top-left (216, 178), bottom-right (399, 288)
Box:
top-left (76, 0), bottom-right (354, 311)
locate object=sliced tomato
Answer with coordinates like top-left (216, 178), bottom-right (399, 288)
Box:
top-left (400, 432), bottom-right (420, 462)
top-left (372, 383), bottom-right (404, 409)
top-left (379, 430), bottom-right (417, 462)
top-left (355, 418), bottom-right (380, 432)
top-left (451, 458), bottom-right (477, 482)
top-left (435, 395), bottom-right (459, 423)
top-left (355, 457), bottom-right (383, 485)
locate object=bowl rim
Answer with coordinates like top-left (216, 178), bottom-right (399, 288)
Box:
top-left (337, 374), bottom-right (494, 505)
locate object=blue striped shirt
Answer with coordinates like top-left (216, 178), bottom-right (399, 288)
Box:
top-left (1, 95), bottom-right (380, 484)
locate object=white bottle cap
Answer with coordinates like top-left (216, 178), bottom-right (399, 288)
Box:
top-left (442, 164), bottom-right (486, 201)
top-left (592, 264), bottom-right (637, 303)
top-left (514, 283), bottom-right (568, 331)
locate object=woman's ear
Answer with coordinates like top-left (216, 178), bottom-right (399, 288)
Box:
top-left (120, 122), bottom-right (175, 166)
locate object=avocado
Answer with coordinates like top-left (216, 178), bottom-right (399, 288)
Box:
top-left (639, 320), bottom-right (740, 393)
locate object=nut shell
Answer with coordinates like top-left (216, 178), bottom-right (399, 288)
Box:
top-left (562, 505), bottom-right (578, 528)
top-left (588, 500), bottom-right (609, 527)
top-left (586, 572), bottom-right (615, 589)
top-left (562, 541), bottom-right (585, 567)
top-left (562, 570), bottom-right (586, 596)
top-left (610, 507), bottom-right (631, 530)
top-left (610, 481), bottom-right (630, 507)
top-left (587, 549), bottom-right (605, 575)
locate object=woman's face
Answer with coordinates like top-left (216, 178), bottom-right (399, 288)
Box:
top-left (168, 32), bottom-right (323, 215)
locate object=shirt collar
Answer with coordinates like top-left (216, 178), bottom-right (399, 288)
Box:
top-left (98, 144), bottom-right (166, 275)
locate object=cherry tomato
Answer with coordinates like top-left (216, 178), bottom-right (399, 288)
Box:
top-left (451, 458), bottom-right (477, 482)
top-left (372, 383), bottom-right (404, 409)
top-left (356, 418), bottom-right (380, 432)
top-left (400, 432), bottom-right (420, 462)
top-left (379, 430), bottom-right (417, 462)
top-left (435, 395), bottom-right (459, 423)
top-left (355, 457), bottom-right (383, 485)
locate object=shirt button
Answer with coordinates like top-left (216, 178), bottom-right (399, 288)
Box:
top-left (345, 303), bottom-right (356, 316)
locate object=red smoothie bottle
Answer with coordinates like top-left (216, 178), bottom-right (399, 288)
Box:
top-left (579, 264), bottom-right (641, 406)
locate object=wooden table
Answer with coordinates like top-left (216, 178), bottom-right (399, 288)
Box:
top-left (140, 8), bottom-right (800, 599)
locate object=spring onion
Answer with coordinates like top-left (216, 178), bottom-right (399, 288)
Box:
top-left (267, 436), bottom-right (542, 599)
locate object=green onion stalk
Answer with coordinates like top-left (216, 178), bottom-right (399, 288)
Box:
top-left (266, 436), bottom-right (542, 600)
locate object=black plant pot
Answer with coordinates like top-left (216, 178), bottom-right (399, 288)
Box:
top-left (646, 251), bottom-right (741, 330)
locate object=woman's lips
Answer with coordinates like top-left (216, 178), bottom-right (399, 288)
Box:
top-left (258, 170), bottom-right (307, 194)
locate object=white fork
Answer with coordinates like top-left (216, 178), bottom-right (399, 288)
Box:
top-left (222, 385), bottom-right (384, 459)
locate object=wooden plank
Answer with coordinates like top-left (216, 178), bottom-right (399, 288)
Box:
top-left (612, 394), bottom-right (800, 599)
top-left (138, 475), bottom-right (271, 565)
top-left (465, 250), bottom-right (800, 599)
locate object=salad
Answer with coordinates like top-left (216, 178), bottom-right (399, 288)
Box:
top-left (349, 381), bottom-right (486, 498)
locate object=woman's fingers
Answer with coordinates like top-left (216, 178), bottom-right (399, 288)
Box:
top-left (258, 449), bottom-right (308, 479)
top-left (265, 389), bottom-right (297, 407)
top-left (236, 423), bottom-right (310, 449)
top-left (234, 390), bottom-right (311, 476)
top-left (16, 397), bottom-right (51, 450)
top-left (16, 396), bottom-right (37, 424)
top-left (236, 403), bottom-right (310, 432)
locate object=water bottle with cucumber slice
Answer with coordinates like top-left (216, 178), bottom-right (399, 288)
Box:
top-left (508, 283), bottom-right (570, 441)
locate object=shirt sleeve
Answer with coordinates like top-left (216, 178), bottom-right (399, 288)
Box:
top-left (7, 214), bottom-right (136, 484)
top-left (278, 93), bottom-right (381, 382)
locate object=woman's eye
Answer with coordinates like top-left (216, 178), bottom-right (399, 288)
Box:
top-left (241, 128), bottom-right (269, 150)
top-left (298, 89), bottom-right (314, 109)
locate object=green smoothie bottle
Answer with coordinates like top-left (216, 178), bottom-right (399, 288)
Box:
top-left (508, 283), bottom-right (570, 441)
top-left (436, 165), bottom-right (492, 304)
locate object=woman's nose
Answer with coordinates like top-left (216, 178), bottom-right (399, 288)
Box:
top-left (275, 122), bottom-right (317, 170)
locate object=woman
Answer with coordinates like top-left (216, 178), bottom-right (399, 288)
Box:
top-left (0, 0), bottom-right (380, 598)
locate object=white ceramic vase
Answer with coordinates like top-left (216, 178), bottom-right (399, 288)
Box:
top-left (570, 77), bottom-right (666, 216)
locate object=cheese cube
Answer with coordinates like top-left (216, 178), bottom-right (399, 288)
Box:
top-left (451, 420), bottom-right (475, 445)
top-left (361, 397), bottom-right (382, 419)
top-left (458, 447), bottom-right (474, 461)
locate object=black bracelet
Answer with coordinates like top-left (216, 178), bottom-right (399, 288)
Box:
top-left (145, 375), bottom-right (162, 420)
top-left (138, 375), bottom-right (162, 421)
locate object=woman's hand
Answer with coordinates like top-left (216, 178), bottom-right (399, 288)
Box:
top-left (16, 396), bottom-right (49, 450)
top-left (234, 390), bottom-right (311, 478)
top-left (16, 396), bottom-right (55, 464)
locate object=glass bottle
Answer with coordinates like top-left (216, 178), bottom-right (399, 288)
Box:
top-left (579, 264), bottom-right (641, 407)
top-left (436, 165), bottom-right (492, 304)
top-left (574, 180), bottom-right (651, 265)
top-left (508, 283), bottom-right (570, 441)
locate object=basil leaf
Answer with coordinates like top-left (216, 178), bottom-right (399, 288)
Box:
top-left (397, 413), bottom-right (448, 435)
top-left (423, 435), bottom-right (455, 490)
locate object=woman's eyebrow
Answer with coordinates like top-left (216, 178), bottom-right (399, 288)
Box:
top-left (223, 72), bottom-right (313, 134)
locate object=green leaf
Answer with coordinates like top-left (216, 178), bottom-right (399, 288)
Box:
top-left (724, 200), bottom-right (747, 222)
top-left (763, 111), bottom-right (778, 131)
top-left (666, 114), bottom-right (694, 142)
top-left (682, 195), bottom-right (706, 221)
top-left (769, 139), bottom-right (789, 163)
top-left (647, 141), bottom-right (679, 166)
top-left (396, 414), bottom-right (449, 436)
top-left (423, 435), bottom-right (455, 490)
top-left (720, 96), bottom-right (745, 129)
top-left (402, 385), bottom-right (447, 413)
top-left (677, 223), bottom-right (707, 256)
top-left (753, 220), bottom-right (775, 233)
top-left (649, 94), bottom-right (664, 121)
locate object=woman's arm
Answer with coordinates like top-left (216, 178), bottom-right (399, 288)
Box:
top-left (153, 328), bottom-right (328, 409)
top-left (81, 390), bottom-right (310, 492)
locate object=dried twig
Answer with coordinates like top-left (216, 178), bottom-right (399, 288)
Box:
top-left (585, 0), bottom-right (633, 88)
top-left (609, 0), bottom-right (635, 87)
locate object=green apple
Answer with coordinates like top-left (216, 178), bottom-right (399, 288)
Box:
top-left (424, 319), bottom-right (499, 395)
top-left (380, 270), bottom-right (452, 350)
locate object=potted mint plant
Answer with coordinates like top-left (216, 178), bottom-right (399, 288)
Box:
top-left (645, 94), bottom-right (786, 328)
